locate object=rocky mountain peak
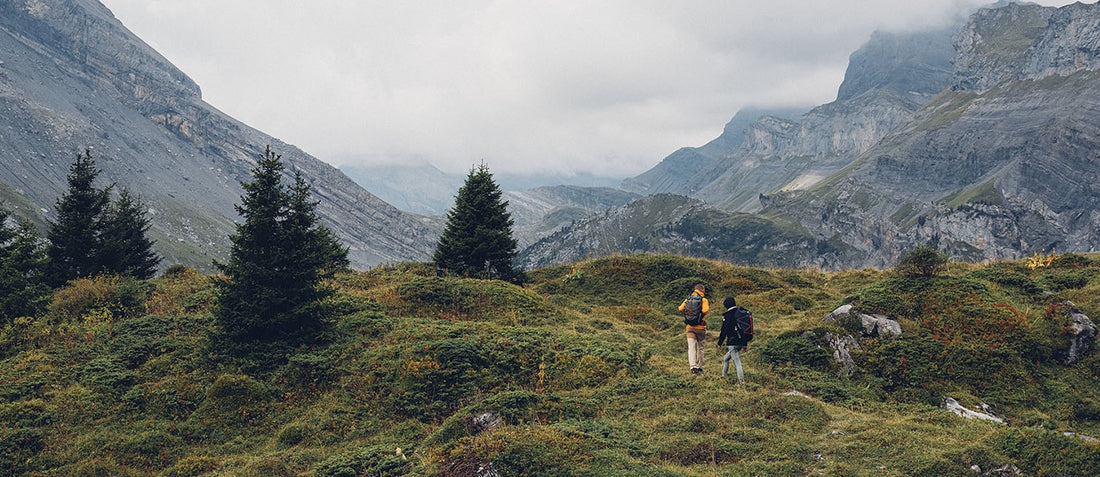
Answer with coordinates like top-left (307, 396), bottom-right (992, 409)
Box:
top-left (954, 2), bottom-right (1100, 92)
top-left (837, 27), bottom-right (957, 104)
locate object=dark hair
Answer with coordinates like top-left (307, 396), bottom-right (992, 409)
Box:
top-left (694, 283), bottom-right (705, 292)
top-left (723, 296), bottom-right (736, 308)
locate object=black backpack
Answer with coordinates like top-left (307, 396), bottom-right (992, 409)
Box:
top-left (683, 294), bottom-right (703, 326)
top-left (733, 307), bottom-right (754, 342)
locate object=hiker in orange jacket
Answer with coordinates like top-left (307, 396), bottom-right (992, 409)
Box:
top-left (678, 283), bottom-right (710, 374)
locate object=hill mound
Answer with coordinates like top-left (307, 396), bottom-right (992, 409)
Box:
top-left (2, 255), bottom-right (1098, 475)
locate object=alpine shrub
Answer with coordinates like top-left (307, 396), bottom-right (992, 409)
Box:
top-left (895, 244), bottom-right (949, 278)
top-left (758, 331), bottom-right (831, 369)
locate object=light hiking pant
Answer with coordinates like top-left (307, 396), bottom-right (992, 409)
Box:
top-left (723, 345), bottom-right (744, 383)
top-left (686, 328), bottom-right (706, 370)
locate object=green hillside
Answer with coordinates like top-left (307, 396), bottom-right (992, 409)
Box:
top-left (2, 254), bottom-right (1099, 476)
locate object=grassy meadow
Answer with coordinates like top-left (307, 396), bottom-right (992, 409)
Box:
top-left (2, 253), bottom-right (1099, 476)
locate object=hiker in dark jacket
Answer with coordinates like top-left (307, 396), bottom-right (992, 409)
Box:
top-left (717, 296), bottom-right (751, 383)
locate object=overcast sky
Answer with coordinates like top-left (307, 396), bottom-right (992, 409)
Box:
top-left (99, 1), bottom-right (1077, 179)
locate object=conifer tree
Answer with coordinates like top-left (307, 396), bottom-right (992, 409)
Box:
top-left (45, 149), bottom-right (111, 286)
top-left (286, 172), bottom-right (351, 275)
top-left (214, 146), bottom-right (349, 356)
top-left (45, 150), bottom-right (161, 285)
top-left (0, 207), bottom-right (49, 322)
top-left (433, 163), bottom-right (520, 282)
top-left (100, 189), bottom-right (161, 279)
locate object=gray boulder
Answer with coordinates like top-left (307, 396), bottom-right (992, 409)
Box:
top-left (1063, 431), bottom-right (1100, 443)
top-left (1063, 302), bottom-right (1097, 365)
top-left (861, 314), bottom-right (902, 338)
top-left (823, 304), bottom-right (855, 321)
top-left (472, 411), bottom-right (502, 432)
top-left (823, 304), bottom-right (902, 338)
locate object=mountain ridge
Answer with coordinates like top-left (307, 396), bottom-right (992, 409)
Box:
top-left (764, 1), bottom-right (1100, 267)
top-left (0, 0), bottom-right (440, 270)
top-left (526, 2), bottom-right (1100, 270)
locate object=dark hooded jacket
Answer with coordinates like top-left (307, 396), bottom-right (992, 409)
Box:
top-left (717, 296), bottom-right (752, 347)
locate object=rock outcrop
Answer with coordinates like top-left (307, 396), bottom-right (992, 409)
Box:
top-left (822, 304), bottom-right (902, 338)
top-left (1061, 301), bottom-right (1097, 365)
top-left (824, 332), bottom-right (860, 377)
top-left (820, 304), bottom-right (902, 376)
top-left (942, 397), bottom-right (1005, 424)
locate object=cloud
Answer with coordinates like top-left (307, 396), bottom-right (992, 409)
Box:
top-left (101, 0), bottom-right (1076, 178)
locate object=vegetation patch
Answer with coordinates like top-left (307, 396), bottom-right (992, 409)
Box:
top-left (2, 253), bottom-right (1099, 475)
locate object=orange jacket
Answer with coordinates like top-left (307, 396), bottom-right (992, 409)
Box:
top-left (679, 289), bottom-right (709, 330)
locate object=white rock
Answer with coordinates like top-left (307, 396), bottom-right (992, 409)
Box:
top-left (942, 397), bottom-right (1004, 424)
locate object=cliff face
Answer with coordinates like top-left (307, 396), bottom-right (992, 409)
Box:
top-left (623, 26), bottom-right (958, 213)
top-left (768, 2), bottom-right (1100, 267)
top-left (0, 0), bottom-right (440, 269)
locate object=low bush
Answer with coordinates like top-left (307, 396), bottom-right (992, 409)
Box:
top-left (0, 427), bottom-right (45, 475)
top-left (443, 425), bottom-right (592, 477)
top-left (80, 356), bottom-right (136, 397)
top-left (1041, 269), bottom-right (1093, 291)
top-left (111, 314), bottom-right (173, 368)
top-left (48, 274), bottom-right (152, 324)
top-left (860, 337), bottom-right (944, 397)
top-left (121, 374), bottom-right (205, 420)
top-left (394, 338), bottom-right (488, 421)
top-left (188, 374), bottom-right (272, 438)
top-left (895, 244), bottom-right (949, 278)
top-left (146, 267), bottom-right (216, 316)
top-left (0, 398), bottom-right (54, 427)
top-left (111, 427), bottom-right (184, 469)
top-left (919, 293), bottom-right (1027, 351)
top-left (396, 276), bottom-right (548, 324)
top-left (758, 331), bottom-right (831, 369)
top-left (315, 444), bottom-right (412, 477)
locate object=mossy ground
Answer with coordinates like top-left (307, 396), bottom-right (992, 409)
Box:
top-left (1, 253), bottom-right (1098, 475)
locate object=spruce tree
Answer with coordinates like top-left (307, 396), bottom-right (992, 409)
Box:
top-left (214, 147), bottom-right (349, 357)
top-left (286, 172), bottom-right (350, 275)
top-left (45, 150), bottom-right (161, 284)
top-left (100, 189), bottom-right (161, 279)
top-left (45, 149), bottom-right (111, 286)
top-left (0, 207), bottom-right (49, 322)
top-left (433, 163), bottom-right (520, 281)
